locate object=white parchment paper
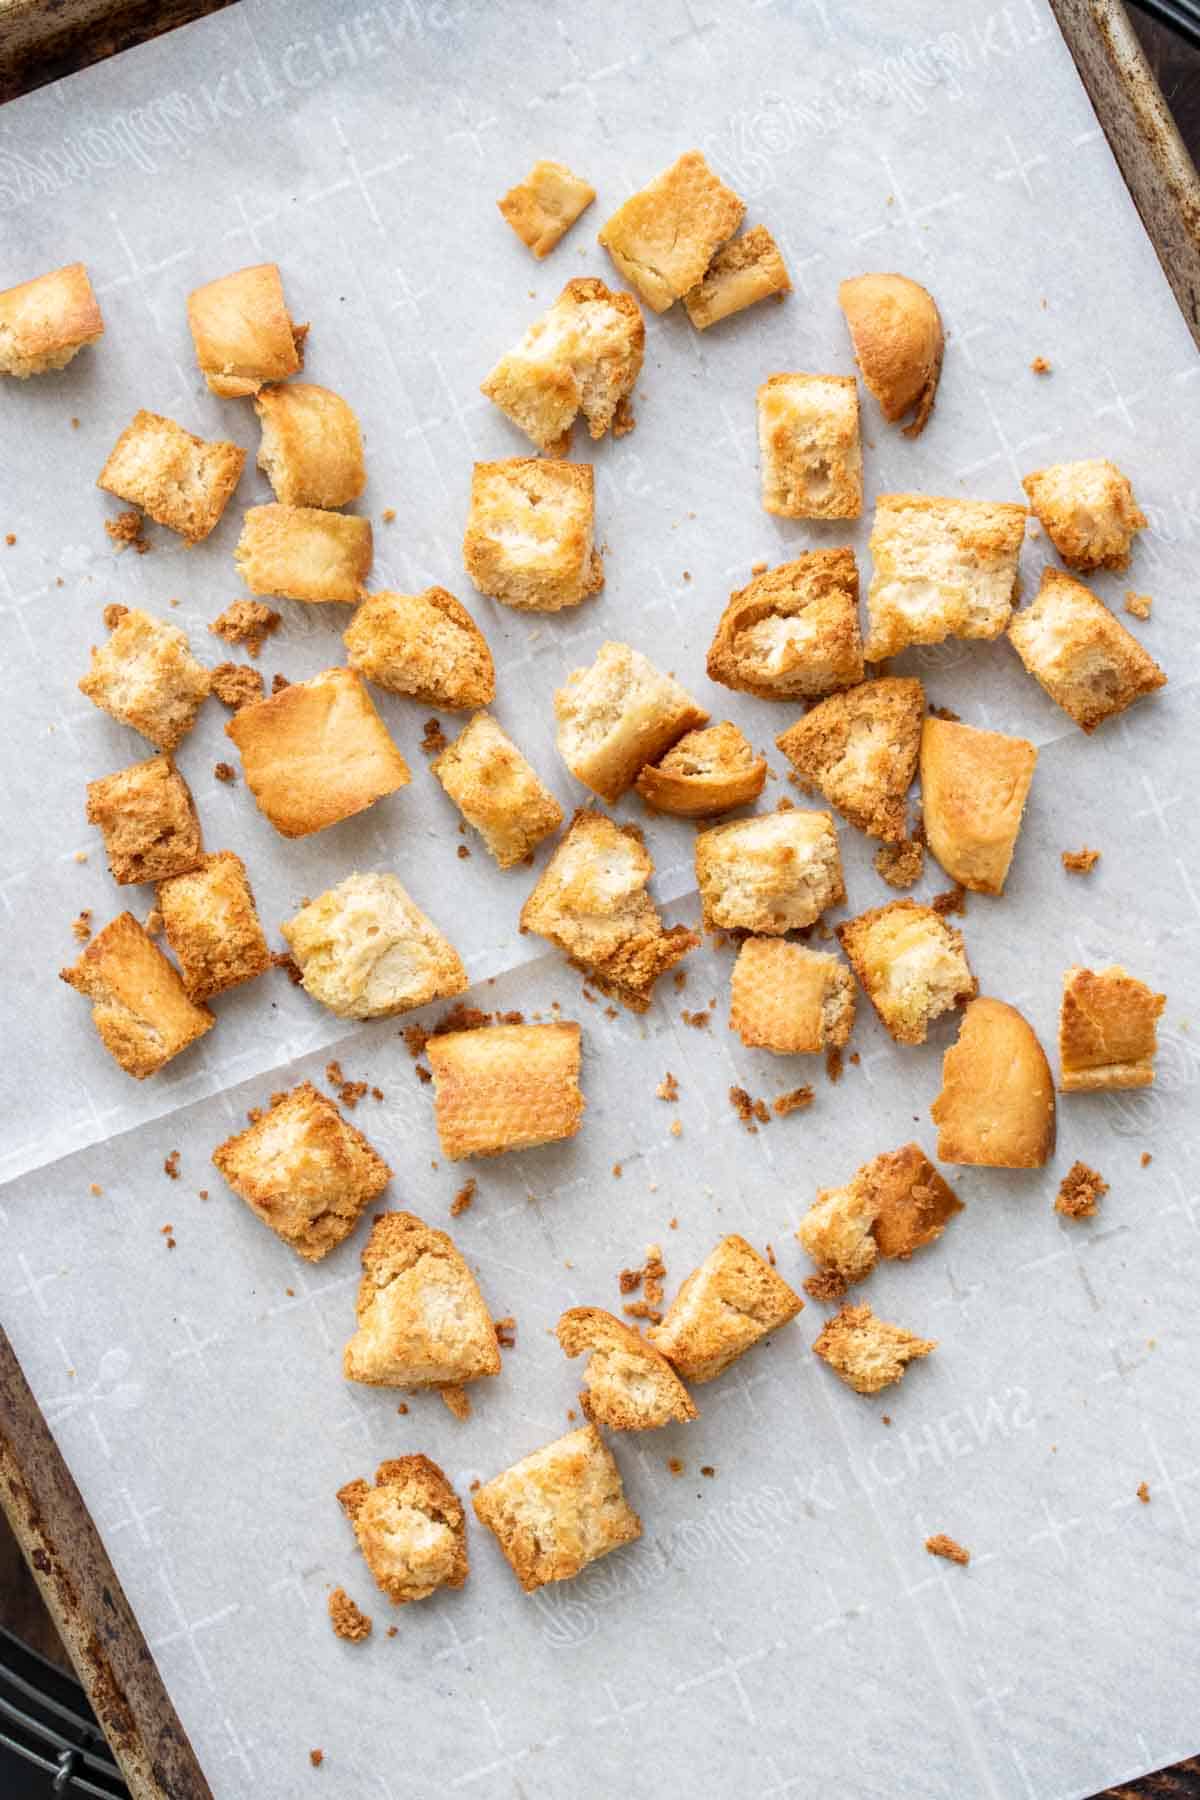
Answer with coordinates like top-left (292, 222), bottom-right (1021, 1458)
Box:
top-left (2, 2), bottom-right (1199, 1795)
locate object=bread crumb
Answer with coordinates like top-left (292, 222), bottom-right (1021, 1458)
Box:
top-left (4, 533), bottom-right (15, 547)
top-left (670, 1119), bottom-right (683, 1138)
top-left (774, 1085), bottom-right (814, 1118)
top-left (420, 718), bottom-right (448, 757)
top-left (211, 662), bottom-right (265, 710)
top-left (310, 1748), bottom-right (324, 1767)
top-left (623, 1299), bottom-right (663, 1324)
top-left (673, 969), bottom-right (688, 990)
top-left (71, 909), bottom-right (92, 943)
top-left (104, 509), bottom-right (149, 554)
top-left (71, 417), bottom-right (80, 428)
top-left (439, 1384), bottom-right (471, 1421)
top-left (271, 672), bottom-right (290, 693)
top-left (1061, 847), bottom-right (1100, 874)
top-left (401, 1024), bottom-right (430, 1060)
top-left (700, 1465), bottom-right (716, 1478)
top-left (931, 883), bottom-right (967, 917)
top-left (89, 1182), bottom-right (102, 1196)
top-left (214, 761), bottom-right (237, 784)
top-left (1137, 1481), bottom-right (1150, 1504)
top-left (325, 1060), bottom-right (369, 1110)
top-left (102, 602), bottom-right (128, 630)
top-left (874, 837), bottom-right (925, 889)
top-left (386, 1625), bottom-right (397, 1638)
top-left (456, 844), bottom-right (471, 859)
top-left (668, 1458), bottom-right (684, 1476)
top-left (1124, 590), bottom-right (1152, 620)
top-left (197, 1189), bottom-right (208, 1200)
top-left (450, 1178), bottom-right (477, 1217)
top-left (495, 1315), bottom-right (517, 1349)
top-left (803, 1268), bottom-right (849, 1303)
top-left (826, 1046), bottom-right (844, 1085)
top-left (163, 1150), bottom-right (180, 1181)
top-left (73, 851), bottom-right (88, 864)
top-left (668, 1216), bottom-right (678, 1230)
top-left (327, 1588), bottom-right (371, 1642)
top-left (619, 1266), bottom-right (642, 1294)
top-left (729, 1085), bottom-right (769, 1131)
top-left (1055, 1160), bottom-right (1108, 1219)
top-left (210, 600), bottom-right (280, 659)
top-left (925, 1533), bottom-right (970, 1564)
top-left (270, 949), bottom-right (303, 985)
top-left (681, 1008), bottom-right (710, 1030)
top-left (765, 1243), bottom-right (776, 1266)
top-left (1141, 1152), bottom-right (1153, 1168)
top-left (1030, 357), bottom-right (1051, 374)
top-left (750, 560), bottom-right (768, 575)
top-left (381, 508), bottom-right (396, 523)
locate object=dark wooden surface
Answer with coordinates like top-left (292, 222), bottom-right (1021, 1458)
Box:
top-left (0, 3), bottom-right (1198, 1797)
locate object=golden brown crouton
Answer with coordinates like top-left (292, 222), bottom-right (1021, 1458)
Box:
top-left (757, 374), bottom-right (862, 519)
top-left (647, 1235), bottom-right (803, 1383)
top-left (931, 997), bottom-right (1056, 1168)
top-left (555, 641), bottom-right (708, 802)
top-left (86, 755), bottom-right (203, 886)
top-left (254, 381), bottom-right (365, 509)
top-left (59, 912), bottom-right (214, 1079)
top-left (97, 411), bottom-right (244, 542)
top-left (464, 459), bottom-right (602, 611)
top-left (682, 224), bottom-right (791, 329)
top-left (707, 551), bottom-right (864, 699)
top-left (556, 1307), bottom-right (696, 1429)
top-left (729, 938), bottom-right (856, 1055)
top-left (473, 1424), bottom-right (641, 1591)
top-left (696, 810), bottom-right (845, 934)
top-left (481, 277), bottom-right (643, 452)
top-left (433, 712), bottom-right (563, 868)
top-left (344, 588), bottom-right (494, 710)
top-left (837, 900), bottom-right (975, 1045)
top-left (598, 150), bottom-right (744, 313)
top-left (838, 273), bottom-right (944, 438)
top-left (426, 1022), bottom-right (585, 1160)
top-left (0, 262), bottom-right (104, 377)
top-left (186, 262), bottom-right (305, 397)
top-left (1021, 459), bottom-right (1146, 572)
top-left (157, 851), bottom-right (271, 1002)
top-left (498, 160), bottom-right (596, 258)
top-left (79, 608), bottom-right (210, 751)
top-left (813, 1302), bottom-right (936, 1395)
top-left (235, 504), bottom-right (373, 604)
top-left (776, 676), bottom-right (924, 843)
top-left (797, 1143), bottom-right (962, 1283)
top-left (282, 872), bottom-right (467, 1020)
top-left (1058, 964), bottom-right (1165, 1091)
top-left (343, 1211), bottom-right (500, 1390)
top-left (1007, 567), bottom-right (1166, 733)
top-left (919, 717), bottom-right (1038, 896)
top-left (337, 1456), bottom-right (468, 1604)
top-left (635, 722), bottom-right (766, 817)
top-left (864, 493), bottom-right (1026, 661)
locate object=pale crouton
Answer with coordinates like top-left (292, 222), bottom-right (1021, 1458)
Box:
top-left (344, 587), bottom-right (494, 710)
top-left (498, 160), bottom-right (596, 258)
top-left (235, 504), bottom-right (373, 604)
top-left (695, 810), bottom-right (844, 934)
top-left (682, 224), bottom-right (791, 329)
top-left (463, 459), bottom-right (602, 611)
top-left (86, 755), bottom-right (203, 885)
top-left (1058, 964), bottom-right (1165, 1091)
top-left (757, 374), bottom-right (862, 519)
top-left (254, 381), bottom-right (365, 509)
top-left (919, 717), bottom-right (1037, 895)
top-left (813, 1302), bottom-right (936, 1395)
top-left (707, 551), bottom-right (864, 699)
top-left (157, 851), bottom-right (270, 1002)
top-left (59, 912), bottom-right (214, 1079)
top-left (432, 712), bottom-right (563, 868)
top-left (864, 493), bottom-right (1026, 661)
top-left (97, 411), bottom-right (245, 542)
top-left (337, 1456), bottom-right (468, 1604)
top-left (598, 150), bottom-right (744, 313)
top-left (79, 607), bottom-right (210, 752)
top-left (426, 1022), bottom-right (585, 1160)
top-left (635, 722), bottom-right (767, 817)
top-left (930, 997), bottom-right (1056, 1167)
top-left (0, 262), bottom-right (103, 377)
top-left (556, 1307), bottom-right (697, 1429)
top-left (647, 1235), bottom-right (803, 1383)
top-left (1021, 458), bottom-right (1146, 572)
top-left (1007, 566), bottom-right (1166, 732)
top-left (186, 262), bottom-right (305, 397)
top-left (473, 1424), bottom-right (641, 1592)
top-left (343, 1211), bottom-right (500, 1389)
top-left (281, 872), bottom-right (467, 1020)
top-left (837, 900), bottom-right (975, 1045)
top-left (838, 273), bottom-right (944, 438)
top-left (481, 277), bottom-right (644, 452)
top-left (775, 676), bottom-right (924, 843)
top-left (729, 938), bottom-right (855, 1055)
top-left (554, 641), bottom-right (709, 803)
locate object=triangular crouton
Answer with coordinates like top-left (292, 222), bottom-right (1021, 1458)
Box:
top-left (337, 1455), bottom-right (468, 1605)
top-left (343, 1211), bottom-right (501, 1390)
top-left (813, 1302), bottom-right (936, 1395)
top-left (647, 1235), bottom-right (803, 1383)
top-left (556, 1307), bottom-right (697, 1430)
top-left (775, 677), bottom-right (923, 843)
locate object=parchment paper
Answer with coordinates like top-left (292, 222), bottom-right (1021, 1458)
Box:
top-left (2, 2), bottom-right (1199, 1795)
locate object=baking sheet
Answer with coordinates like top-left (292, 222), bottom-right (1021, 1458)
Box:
top-left (1, 1), bottom-right (1199, 1794)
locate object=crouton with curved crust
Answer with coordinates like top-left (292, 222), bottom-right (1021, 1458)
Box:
top-left (920, 716), bottom-right (1037, 895)
top-left (931, 997), bottom-right (1055, 1167)
top-left (635, 722), bottom-right (766, 817)
top-left (838, 273), bottom-right (944, 438)
top-left (708, 551), bottom-right (863, 700)
top-left (556, 1308), bottom-right (697, 1430)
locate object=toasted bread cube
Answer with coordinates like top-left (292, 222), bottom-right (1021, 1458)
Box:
top-left (757, 374), bottom-right (862, 520)
top-left (864, 493), bottom-right (1026, 661)
top-left (796, 1180), bottom-right (879, 1284)
top-left (79, 607), bottom-right (210, 752)
top-left (708, 551), bottom-right (864, 700)
top-left (433, 712), bottom-right (563, 869)
top-left (647, 1235), bottom-right (803, 1383)
top-left (254, 381), bottom-right (365, 509)
top-left (1007, 566), bottom-right (1166, 733)
top-left (520, 808), bottom-right (697, 1011)
top-left (338, 1456), bottom-right (468, 1605)
top-left (1059, 964), bottom-right (1165, 1091)
top-left (344, 588), bottom-right (494, 710)
top-left (186, 262), bottom-right (304, 397)
top-left (930, 997), bottom-right (1055, 1168)
top-left (86, 755), bottom-right (203, 885)
top-left (281, 871), bottom-right (467, 1020)
top-left (695, 810), bottom-right (844, 935)
top-left (797, 1143), bottom-right (962, 1282)
top-left (920, 717), bottom-right (1037, 896)
top-left (776, 677), bottom-right (923, 844)
top-left (682, 224), bottom-right (791, 329)
top-left (474, 1424), bottom-right (640, 1591)
top-left (557, 1308), bottom-right (697, 1430)
top-left (498, 160), bottom-right (596, 258)
top-left (157, 851), bottom-right (269, 1002)
top-left (729, 938), bottom-right (855, 1055)
top-left (97, 411), bottom-right (245, 543)
top-left (464, 459), bottom-right (602, 611)
top-left (813, 1303), bottom-right (935, 1395)
top-left (635, 722), bottom-right (766, 818)
top-left (59, 912), bottom-right (214, 1078)
top-left (598, 150), bottom-right (744, 313)
top-left (481, 278), bottom-right (644, 452)
top-left (0, 262), bottom-right (103, 377)
top-left (235, 503), bottom-right (372, 604)
top-left (555, 641), bottom-right (708, 803)
top-left (427, 1022), bottom-right (584, 1160)
top-left (343, 1211), bottom-right (500, 1389)
top-left (838, 273), bottom-right (944, 438)
top-left (838, 900), bottom-right (974, 1046)
top-left (225, 667), bottom-right (410, 839)
top-left (1022, 459), bottom-right (1146, 572)
top-left (212, 1081), bottom-right (390, 1260)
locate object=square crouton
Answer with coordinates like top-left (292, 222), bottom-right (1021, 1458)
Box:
top-left (186, 262), bottom-right (305, 397)
top-left (556, 1308), bottom-right (696, 1430)
top-left (281, 871), bottom-right (467, 1020)
top-left (920, 716), bottom-right (1037, 895)
top-left (864, 493), bottom-right (1027, 661)
top-left (695, 809), bottom-right (844, 934)
top-left (79, 607), bottom-right (210, 752)
top-left (254, 381), bottom-right (365, 509)
top-left (598, 150), bottom-right (744, 313)
top-left (1022, 458), bottom-right (1146, 572)
top-left (473, 1423), bottom-right (641, 1592)
top-left (635, 722), bottom-right (767, 817)
top-left (344, 588), bottom-right (495, 710)
top-left (729, 938), bottom-right (855, 1055)
top-left (647, 1234), bottom-right (803, 1383)
top-left (775, 677), bottom-right (924, 844)
top-left (433, 712), bottom-right (563, 868)
top-left (499, 160), bottom-right (596, 258)
top-left (338, 1456), bottom-right (468, 1605)
top-left (707, 551), bottom-right (864, 699)
top-left (520, 808), bottom-right (697, 1010)
top-left (554, 640), bottom-right (708, 803)
top-left (235, 504), bottom-right (373, 604)
top-left (0, 262), bottom-right (103, 377)
top-left (757, 374), bottom-right (862, 520)
top-left (682, 224), bottom-right (791, 329)
top-left (157, 851), bottom-right (270, 1002)
top-left (463, 459), bottom-right (602, 611)
top-left (837, 900), bottom-right (975, 1046)
top-left (212, 1081), bottom-right (390, 1261)
top-left (481, 277), bottom-right (644, 453)
top-left (1059, 964), bottom-right (1165, 1091)
top-left (931, 997), bottom-right (1056, 1168)
top-left (86, 754), bottom-right (203, 885)
top-left (1007, 566), bottom-right (1166, 733)
top-left (797, 1143), bottom-right (962, 1284)
top-left (225, 667), bottom-right (410, 839)
top-left (813, 1303), bottom-right (936, 1395)
top-left (97, 411), bottom-right (245, 543)
top-left (427, 1021), bottom-right (584, 1160)
top-left (60, 911), bottom-right (214, 1078)
top-left (343, 1211), bottom-right (500, 1389)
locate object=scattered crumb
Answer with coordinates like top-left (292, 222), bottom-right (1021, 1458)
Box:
top-left (672, 969), bottom-right (687, 990)
top-left (700, 1465), bottom-right (716, 1479)
top-left (144, 907), bottom-right (163, 937)
top-left (89, 1182), bottom-right (102, 1196)
top-left (1137, 1481), bottom-right (1150, 1504)
top-left (214, 761), bottom-right (237, 784)
top-left (669, 1119), bottom-right (683, 1138)
top-left (750, 560), bottom-right (768, 575)
top-left (669, 1216), bottom-right (678, 1230)
top-left (71, 909), bottom-right (92, 943)
top-left (163, 1150), bottom-right (180, 1181)
top-left (211, 662), bottom-right (265, 710)
top-left (102, 603), bottom-right (129, 630)
top-left (849, 1052), bottom-right (860, 1066)
top-left (623, 1300), bottom-right (663, 1324)
top-left (197, 1190), bottom-right (208, 1200)
top-left (439, 1384), bottom-right (471, 1421)
top-left (71, 417), bottom-right (80, 428)
top-left (416, 1066), bottom-right (432, 1084)
top-left (803, 1269), bottom-right (849, 1303)
top-left (929, 705), bottom-right (960, 723)
top-left (644, 1245), bottom-right (666, 1308)
top-left (386, 1625), bottom-right (397, 1638)
top-left (610, 1162), bottom-right (624, 1180)
top-left (774, 1085), bottom-right (814, 1118)
top-left (271, 672), bottom-right (290, 693)
top-left (1141, 1152), bottom-right (1152, 1168)
top-left (1061, 847), bottom-right (1100, 875)
top-left (328, 1588), bottom-right (371, 1642)
top-left (1124, 590), bottom-right (1152, 620)
top-left (325, 1060), bottom-right (368, 1110)
top-left (681, 1008), bottom-right (711, 1030)
top-left (1055, 1160), bottom-right (1108, 1219)
top-left (603, 1005), bottom-right (618, 1020)
top-left (1030, 356), bottom-right (1051, 374)
top-left (73, 851), bottom-right (88, 864)
top-left (619, 1266), bottom-right (642, 1295)
top-left (371, 1086), bottom-right (383, 1102)
top-left (882, 1414), bottom-right (891, 1426)
top-left (210, 600), bottom-right (280, 658)
top-left (825, 1046), bottom-right (844, 1085)
top-left (310, 1748), bottom-right (324, 1768)
top-left (765, 1243), bottom-right (776, 1266)
top-left (381, 507), bottom-right (396, 523)
top-left (495, 1316), bottom-right (517, 1349)
top-left (4, 533), bottom-right (15, 547)
top-left (729, 1086), bottom-right (769, 1132)
top-left (396, 1401), bottom-right (408, 1415)
top-left (420, 718), bottom-right (448, 757)
top-left (456, 844), bottom-right (471, 859)
top-left (285, 1287), bottom-right (295, 1297)
top-left (104, 509), bottom-right (149, 554)
top-left (450, 1178), bottom-right (477, 1217)
top-left (271, 950), bottom-right (303, 984)
top-left (401, 1024), bottom-right (430, 1060)
top-left (668, 1458), bottom-right (684, 1476)
top-left (874, 837), bottom-right (925, 889)
top-left (925, 1533), bottom-right (970, 1565)
top-left (931, 883), bottom-right (967, 917)
top-left (468, 1478), bottom-right (480, 1492)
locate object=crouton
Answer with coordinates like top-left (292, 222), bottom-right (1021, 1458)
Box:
top-left (776, 676), bottom-right (923, 843)
top-left (556, 1307), bottom-right (696, 1429)
top-left (931, 997), bottom-right (1056, 1167)
top-left (343, 1211), bottom-right (500, 1389)
top-left (696, 810), bottom-right (844, 934)
top-left (837, 900), bottom-right (975, 1045)
top-left (707, 551), bottom-right (864, 699)
top-left (281, 872), bottom-right (467, 1019)
top-left (1058, 964), bottom-right (1165, 1091)
top-left (647, 1235), bottom-right (803, 1383)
